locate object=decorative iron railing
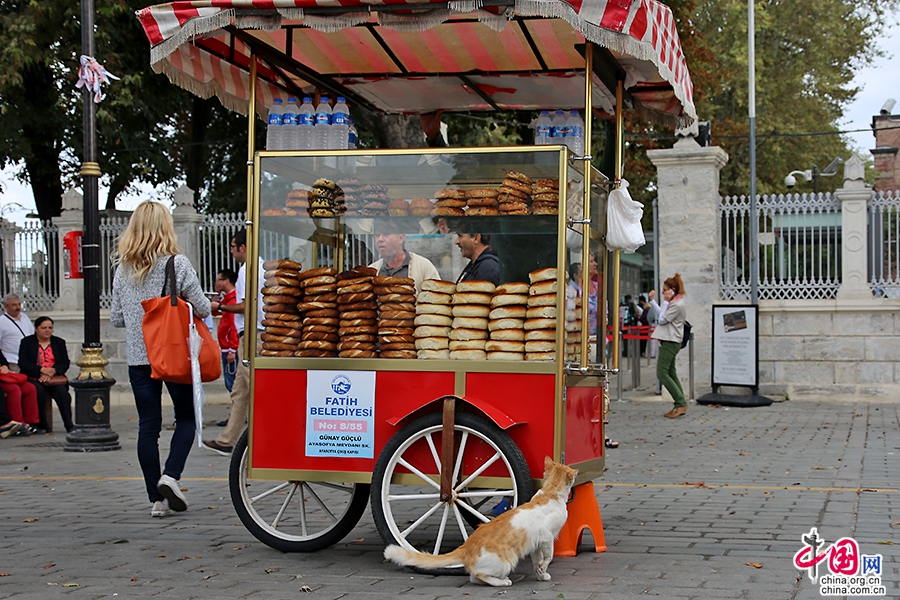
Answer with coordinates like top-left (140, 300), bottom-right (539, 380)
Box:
top-left (869, 190), bottom-right (900, 298)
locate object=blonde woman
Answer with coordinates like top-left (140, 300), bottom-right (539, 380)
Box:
top-left (110, 201), bottom-right (210, 518)
top-left (649, 273), bottom-right (688, 418)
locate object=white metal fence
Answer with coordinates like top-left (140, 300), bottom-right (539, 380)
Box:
top-left (0, 219), bottom-right (59, 312)
top-left (720, 192), bottom-right (843, 300)
top-left (869, 190), bottom-right (900, 298)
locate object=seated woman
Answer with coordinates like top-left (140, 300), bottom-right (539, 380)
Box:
top-left (0, 389), bottom-right (24, 438)
top-left (0, 349), bottom-right (42, 435)
top-left (18, 316), bottom-right (74, 433)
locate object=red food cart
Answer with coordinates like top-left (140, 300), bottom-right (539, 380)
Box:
top-left (138, 0), bottom-right (695, 556)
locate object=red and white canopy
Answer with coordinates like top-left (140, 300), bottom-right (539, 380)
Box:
top-left (137, 0), bottom-right (695, 127)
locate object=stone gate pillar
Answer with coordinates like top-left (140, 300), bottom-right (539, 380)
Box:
top-left (53, 189), bottom-right (86, 311)
top-left (647, 137), bottom-right (729, 394)
top-left (171, 185), bottom-right (203, 271)
top-left (835, 154), bottom-right (874, 300)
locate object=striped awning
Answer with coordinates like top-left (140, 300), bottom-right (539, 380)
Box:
top-left (137, 0), bottom-right (695, 127)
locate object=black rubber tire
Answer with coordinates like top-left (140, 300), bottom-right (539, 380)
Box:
top-left (370, 411), bottom-right (532, 557)
top-left (229, 430), bottom-right (370, 552)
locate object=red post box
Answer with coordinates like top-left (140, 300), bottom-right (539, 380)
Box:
top-left (63, 230), bottom-right (84, 279)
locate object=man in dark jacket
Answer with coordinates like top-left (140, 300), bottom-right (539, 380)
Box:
top-left (455, 231), bottom-right (499, 285)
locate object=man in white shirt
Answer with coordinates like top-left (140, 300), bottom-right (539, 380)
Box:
top-left (0, 294), bottom-right (35, 371)
top-left (368, 220), bottom-right (439, 293)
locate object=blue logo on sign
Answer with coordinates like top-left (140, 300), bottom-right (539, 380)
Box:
top-left (331, 375), bottom-right (351, 395)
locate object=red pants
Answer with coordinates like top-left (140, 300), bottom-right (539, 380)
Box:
top-left (1, 381), bottom-right (39, 424)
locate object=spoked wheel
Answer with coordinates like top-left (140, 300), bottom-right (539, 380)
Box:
top-left (229, 430), bottom-right (370, 552)
top-left (371, 411), bottom-right (532, 561)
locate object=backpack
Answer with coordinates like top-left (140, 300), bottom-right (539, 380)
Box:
top-left (681, 321), bottom-right (692, 348)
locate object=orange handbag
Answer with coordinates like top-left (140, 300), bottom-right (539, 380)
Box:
top-left (141, 257), bottom-right (221, 384)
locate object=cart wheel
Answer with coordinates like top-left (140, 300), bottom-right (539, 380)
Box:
top-left (371, 411), bottom-right (532, 558)
top-left (229, 430), bottom-right (370, 552)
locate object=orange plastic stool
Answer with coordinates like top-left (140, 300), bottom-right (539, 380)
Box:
top-left (554, 481), bottom-right (607, 556)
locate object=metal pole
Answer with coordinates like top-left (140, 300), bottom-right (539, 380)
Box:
top-left (748, 0), bottom-right (759, 305)
top-left (611, 80), bottom-right (624, 371)
top-left (813, 164), bottom-right (819, 195)
top-left (580, 42), bottom-right (593, 368)
top-left (67, 0), bottom-right (119, 452)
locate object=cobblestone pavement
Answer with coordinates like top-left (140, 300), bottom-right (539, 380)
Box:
top-left (1, 396), bottom-right (897, 599)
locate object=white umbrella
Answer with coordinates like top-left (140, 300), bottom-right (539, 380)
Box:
top-left (188, 303), bottom-right (205, 446)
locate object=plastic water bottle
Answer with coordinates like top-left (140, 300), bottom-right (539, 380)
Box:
top-left (266, 98), bottom-right (284, 150)
top-left (534, 110), bottom-right (552, 145)
top-left (314, 96), bottom-right (332, 150)
top-left (550, 110), bottom-right (567, 143)
top-left (565, 110), bottom-right (585, 155)
top-left (297, 97), bottom-right (315, 151)
top-left (280, 97), bottom-right (300, 150)
top-left (348, 117), bottom-right (358, 150)
top-left (330, 97), bottom-right (350, 150)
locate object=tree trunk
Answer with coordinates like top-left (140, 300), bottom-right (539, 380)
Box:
top-left (22, 64), bottom-right (63, 221)
top-left (355, 112), bottom-right (423, 149)
top-left (186, 97), bottom-right (215, 206)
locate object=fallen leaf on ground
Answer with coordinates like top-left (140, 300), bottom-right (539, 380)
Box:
top-left (890, 521), bottom-right (900, 527)
top-left (746, 562), bottom-right (763, 569)
top-left (201, 573), bottom-right (217, 580)
top-left (206, 506), bottom-right (219, 510)
top-left (22, 518), bottom-right (38, 523)
top-left (62, 583), bottom-right (79, 587)
top-left (43, 564), bottom-right (55, 569)
top-left (265, 567), bottom-right (282, 574)
top-left (877, 541), bottom-right (894, 545)
top-left (177, 556), bottom-right (201, 561)
top-left (682, 482), bottom-right (708, 488)
top-left (0, 573), bottom-right (9, 577)
top-left (350, 538), bottom-right (365, 543)
top-left (131, 577), bottom-right (138, 581)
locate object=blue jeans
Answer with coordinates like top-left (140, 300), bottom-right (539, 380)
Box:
top-left (129, 365), bottom-right (196, 503)
top-left (221, 352), bottom-right (236, 392)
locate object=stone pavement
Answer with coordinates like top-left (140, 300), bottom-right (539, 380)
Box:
top-left (1, 393), bottom-right (897, 599)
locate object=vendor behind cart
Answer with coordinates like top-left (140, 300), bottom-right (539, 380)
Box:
top-left (369, 219), bottom-right (439, 293)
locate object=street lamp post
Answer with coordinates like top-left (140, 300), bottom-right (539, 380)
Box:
top-left (65, 0), bottom-right (119, 452)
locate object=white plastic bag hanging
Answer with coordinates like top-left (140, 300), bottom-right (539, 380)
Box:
top-left (188, 303), bottom-right (205, 447)
top-left (605, 179), bottom-right (646, 253)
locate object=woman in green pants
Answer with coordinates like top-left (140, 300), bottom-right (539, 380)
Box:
top-left (649, 274), bottom-right (688, 418)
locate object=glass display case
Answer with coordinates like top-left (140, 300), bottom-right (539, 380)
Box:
top-left (251, 146), bottom-right (608, 368)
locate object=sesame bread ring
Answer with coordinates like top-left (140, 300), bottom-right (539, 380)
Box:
top-left (532, 192), bottom-right (559, 202)
top-left (487, 351), bottom-right (525, 361)
top-left (465, 206), bottom-right (499, 217)
top-left (527, 306), bottom-right (557, 319)
top-left (263, 259), bottom-right (303, 271)
top-left (338, 292), bottom-right (377, 304)
top-left (261, 333), bottom-right (301, 343)
top-left (490, 328), bottom-right (526, 341)
top-left (305, 284), bottom-right (338, 296)
top-left (336, 276), bottom-right (374, 287)
top-left (261, 320), bottom-right (302, 330)
top-left (338, 349), bottom-right (378, 358)
top-left (379, 293), bottom-right (416, 304)
top-left (262, 312), bottom-right (301, 322)
top-left (340, 301), bottom-right (379, 312)
top-left (421, 280), bottom-right (456, 294)
top-left (488, 318), bottom-right (525, 331)
top-left (415, 314), bottom-right (453, 327)
top-left (415, 336), bottom-right (450, 350)
top-left (485, 340), bottom-right (525, 353)
top-left (263, 327), bottom-right (302, 337)
top-left (378, 302), bottom-right (415, 313)
top-left (524, 318), bottom-right (556, 331)
top-left (504, 170), bottom-right (532, 185)
top-left (449, 349), bottom-right (487, 361)
top-left (337, 282), bottom-right (374, 294)
top-left (499, 180), bottom-right (531, 195)
top-left (418, 348), bottom-right (450, 359)
top-left (525, 328), bottom-right (556, 341)
top-left (259, 349), bottom-right (294, 357)
top-left (340, 333), bottom-right (377, 343)
top-left (465, 188), bottom-right (499, 198)
top-left (498, 206), bottom-right (530, 215)
top-left (497, 187), bottom-right (530, 201)
top-left (490, 294), bottom-right (529, 308)
top-left (373, 276), bottom-right (415, 287)
top-left (379, 319), bottom-right (415, 329)
top-left (373, 285), bottom-right (416, 296)
top-left (525, 351), bottom-right (556, 361)
top-left (452, 292), bottom-right (492, 305)
top-left (451, 304), bottom-right (491, 318)
top-left (466, 196), bottom-right (499, 207)
top-left (263, 303), bottom-right (297, 313)
top-left (261, 341), bottom-right (297, 351)
top-left (379, 335), bottom-right (415, 344)
top-left (531, 205), bottom-right (559, 215)
top-left (341, 325), bottom-right (378, 336)
top-left (526, 293), bottom-right (557, 308)
top-left (301, 275), bottom-right (337, 288)
top-left (432, 206), bottom-right (465, 216)
top-left (304, 293), bottom-right (338, 303)
top-left (337, 267), bottom-right (377, 280)
top-left (380, 342), bottom-right (417, 351)
top-left (305, 308), bottom-right (340, 318)
top-left (339, 318), bottom-right (377, 328)
top-left (263, 294), bottom-right (298, 305)
top-left (417, 291), bottom-right (452, 305)
top-left (381, 350), bottom-right (417, 359)
top-left (379, 311), bottom-right (416, 322)
top-left (434, 188), bottom-right (467, 199)
top-left (534, 177), bottom-right (559, 189)
top-left (264, 268), bottom-right (301, 279)
top-left (456, 280), bottom-right (495, 294)
top-left (302, 331), bottom-right (339, 342)
top-left (264, 276), bottom-right (301, 287)
top-left (296, 301), bottom-right (337, 312)
top-left (489, 305), bottom-right (527, 319)
top-left (342, 310), bottom-right (378, 320)
top-left (297, 267), bottom-right (338, 281)
top-left (294, 349), bottom-right (335, 357)
top-left (377, 327), bottom-right (415, 337)
top-left (296, 340), bottom-right (337, 351)
top-left (433, 198), bottom-right (468, 208)
top-left (449, 339), bottom-right (487, 351)
top-left (337, 341), bottom-right (377, 351)
top-left (303, 317), bottom-right (339, 326)
top-left (414, 326), bottom-right (452, 338)
top-left (530, 280), bottom-right (558, 296)
top-left (449, 328), bottom-right (488, 341)
top-left (303, 324), bottom-right (339, 333)
top-left (525, 340), bottom-right (556, 353)
top-left (416, 303), bottom-right (453, 316)
top-left (452, 317), bottom-right (488, 330)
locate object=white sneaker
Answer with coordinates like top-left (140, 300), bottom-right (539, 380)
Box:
top-left (151, 500), bottom-right (175, 518)
top-left (157, 475), bottom-right (188, 512)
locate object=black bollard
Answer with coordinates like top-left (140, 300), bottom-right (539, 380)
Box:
top-left (65, 344), bottom-right (120, 452)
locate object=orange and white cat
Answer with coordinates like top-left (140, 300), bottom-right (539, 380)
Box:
top-left (384, 456), bottom-right (578, 587)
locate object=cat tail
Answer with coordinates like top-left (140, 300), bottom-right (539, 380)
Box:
top-left (384, 545), bottom-right (464, 568)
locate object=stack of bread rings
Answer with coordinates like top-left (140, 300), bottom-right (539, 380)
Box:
top-left (498, 171), bottom-right (532, 215)
top-left (295, 267), bottom-right (339, 357)
top-left (525, 268), bottom-right (558, 361)
top-left (486, 281), bottom-right (529, 360)
top-left (414, 280), bottom-right (455, 359)
top-left (335, 266), bottom-right (378, 358)
top-left (360, 184), bottom-right (390, 216)
top-left (309, 178), bottom-right (336, 218)
top-left (337, 178), bottom-right (361, 215)
top-left (449, 280), bottom-right (495, 360)
top-left (465, 188), bottom-right (499, 216)
top-left (432, 189), bottom-right (466, 216)
top-left (374, 275), bottom-right (417, 358)
top-left (260, 259), bottom-right (304, 356)
top-left (565, 289), bottom-right (583, 362)
top-left (532, 178), bottom-right (560, 215)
